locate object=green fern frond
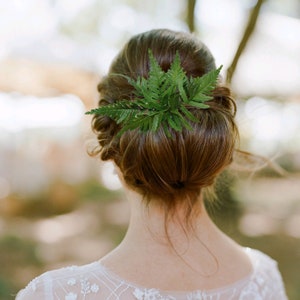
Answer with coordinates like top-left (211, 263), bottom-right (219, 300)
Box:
top-left (189, 65), bottom-right (222, 103)
top-left (86, 50), bottom-right (222, 137)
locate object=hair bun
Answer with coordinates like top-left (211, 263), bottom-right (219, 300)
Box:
top-left (90, 29), bottom-right (239, 217)
top-left (172, 181), bottom-right (185, 189)
top-left (212, 86), bottom-right (236, 115)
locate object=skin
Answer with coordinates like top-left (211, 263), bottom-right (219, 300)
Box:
top-left (99, 173), bottom-right (253, 292)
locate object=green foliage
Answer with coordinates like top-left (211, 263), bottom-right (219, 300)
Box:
top-left (86, 50), bottom-right (222, 137)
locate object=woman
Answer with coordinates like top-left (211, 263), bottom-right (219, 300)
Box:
top-left (17, 29), bottom-right (287, 299)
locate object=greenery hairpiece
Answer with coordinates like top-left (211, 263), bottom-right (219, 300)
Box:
top-left (86, 50), bottom-right (222, 137)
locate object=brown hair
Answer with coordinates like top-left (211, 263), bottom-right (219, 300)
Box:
top-left (91, 29), bottom-right (238, 220)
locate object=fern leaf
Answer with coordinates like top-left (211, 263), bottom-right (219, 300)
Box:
top-left (180, 106), bottom-right (198, 122)
top-left (152, 113), bottom-right (163, 132)
top-left (176, 112), bottom-right (193, 130)
top-left (189, 101), bottom-right (210, 109)
top-left (168, 115), bottom-right (182, 131)
top-left (86, 50), bottom-right (222, 137)
top-left (190, 66), bottom-right (222, 102)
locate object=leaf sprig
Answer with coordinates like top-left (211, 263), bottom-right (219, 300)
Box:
top-left (86, 50), bottom-right (222, 137)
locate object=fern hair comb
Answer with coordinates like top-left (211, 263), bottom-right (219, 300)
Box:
top-left (86, 50), bottom-right (222, 137)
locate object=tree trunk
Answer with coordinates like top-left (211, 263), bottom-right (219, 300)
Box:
top-left (226, 0), bottom-right (266, 84)
top-left (187, 0), bottom-right (197, 33)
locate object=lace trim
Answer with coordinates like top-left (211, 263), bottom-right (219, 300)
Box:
top-left (97, 248), bottom-right (257, 297)
top-left (17, 248), bottom-right (287, 300)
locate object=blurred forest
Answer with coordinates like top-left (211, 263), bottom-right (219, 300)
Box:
top-left (0, 0), bottom-right (299, 299)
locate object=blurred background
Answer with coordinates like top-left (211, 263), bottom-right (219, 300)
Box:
top-left (0, 0), bottom-right (299, 299)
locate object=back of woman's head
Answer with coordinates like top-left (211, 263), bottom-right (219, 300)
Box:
top-left (91, 29), bottom-right (238, 217)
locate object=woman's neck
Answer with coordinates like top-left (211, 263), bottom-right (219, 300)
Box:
top-left (124, 194), bottom-right (216, 250)
top-left (100, 189), bottom-right (252, 290)
top-left (109, 190), bottom-right (230, 271)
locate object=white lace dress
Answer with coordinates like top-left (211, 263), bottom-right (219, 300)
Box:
top-left (16, 248), bottom-right (288, 300)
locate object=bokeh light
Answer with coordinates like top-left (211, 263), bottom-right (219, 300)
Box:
top-left (0, 0), bottom-right (299, 299)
